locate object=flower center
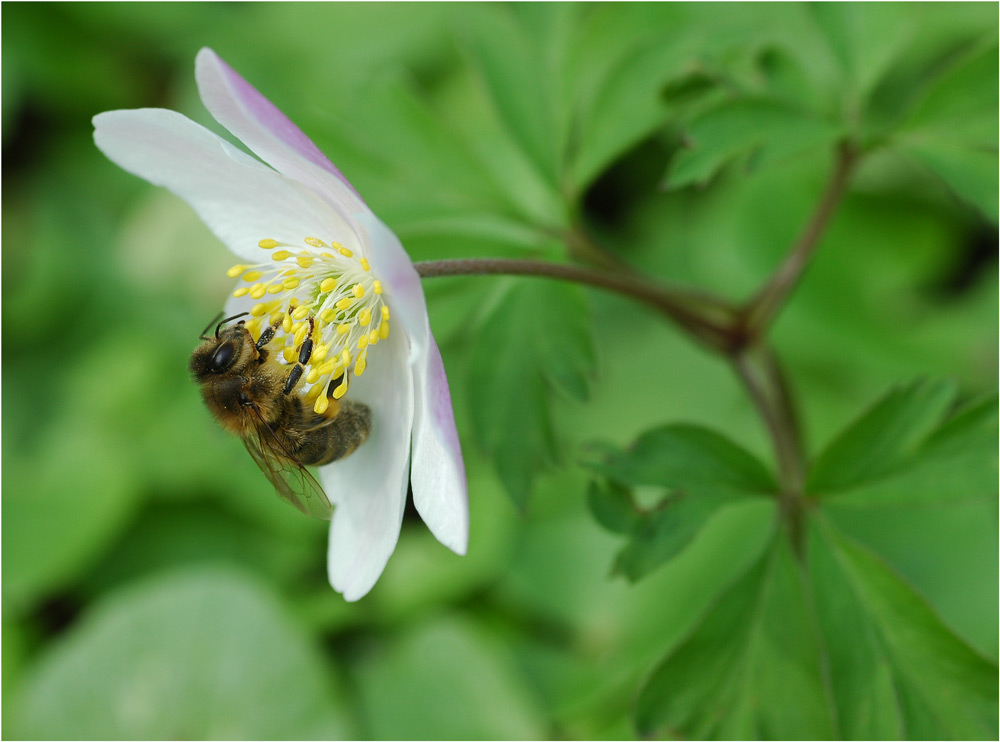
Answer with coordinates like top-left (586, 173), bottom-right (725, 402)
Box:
top-left (226, 237), bottom-right (390, 414)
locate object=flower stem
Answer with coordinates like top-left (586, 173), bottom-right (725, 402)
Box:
top-left (413, 257), bottom-right (737, 350)
top-left (738, 142), bottom-right (859, 342)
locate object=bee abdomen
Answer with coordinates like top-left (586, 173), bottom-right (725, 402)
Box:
top-left (298, 400), bottom-right (373, 466)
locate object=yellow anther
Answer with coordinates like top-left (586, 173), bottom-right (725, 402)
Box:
top-left (304, 237), bottom-right (325, 248)
top-left (269, 311), bottom-right (284, 327)
top-left (246, 318), bottom-right (262, 336)
top-left (250, 303), bottom-right (268, 317)
top-left (226, 264), bottom-right (246, 278)
top-left (336, 297), bottom-right (353, 311)
top-left (341, 349), bottom-right (351, 365)
top-left (332, 380), bottom-right (348, 399)
top-left (314, 395), bottom-right (330, 415)
top-left (305, 383), bottom-right (324, 401)
top-left (249, 284), bottom-right (267, 299)
top-left (320, 308), bottom-right (337, 323)
top-left (288, 297), bottom-right (300, 307)
top-left (357, 334), bottom-right (368, 350)
top-left (232, 287), bottom-right (249, 298)
top-left (282, 315), bottom-right (293, 333)
top-left (381, 305), bottom-right (390, 320)
top-left (359, 308), bottom-right (371, 327)
top-left (339, 246), bottom-right (354, 258)
top-left (292, 305), bottom-right (310, 320)
top-left (305, 368), bottom-right (320, 384)
top-left (373, 280), bottom-right (382, 295)
top-left (312, 344), bottom-right (329, 362)
top-left (353, 283), bottom-right (365, 298)
top-left (242, 270), bottom-right (263, 282)
top-left (267, 283), bottom-right (284, 294)
top-left (294, 324), bottom-right (309, 346)
top-left (297, 256), bottom-right (314, 269)
top-left (283, 277), bottom-right (300, 289)
top-left (317, 360), bottom-right (337, 376)
top-left (258, 239), bottom-right (280, 250)
top-left (369, 329), bottom-right (379, 345)
top-left (337, 323), bottom-right (350, 335)
top-left (354, 356), bottom-right (367, 376)
top-left (320, 277), bottom-right (337, 293)
top-left (379, 321), bottom-right (390, 340)
top-left (282, 347), bottom-right (298, 363)
top-left (271, 250), bottom-right (292, 261)
top-left (360, 258), bottom-right (371, 271)
top-left (321, 252), bottom-right (336, 259)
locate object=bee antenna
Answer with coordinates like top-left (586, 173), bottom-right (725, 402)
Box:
top-left (199, 312), bottom-right (224, 341)
top-left (216, 312), bottom-right (249, 339)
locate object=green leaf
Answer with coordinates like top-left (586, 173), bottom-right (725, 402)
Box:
top-left (586, 425), bottom-right (775, 580)
top-left (356, 617), bottom-right (546, 740)
top-left (666, 98), bottom-right (843, 189)
top-left (589, 424), bottom-right (776, 495)
top-left (11, 569), bottom-right (352, 740)
top-left (814, 523), bottom-right (998, 740)
top-left (463, 5), bottom-right (567, 187)
top-left (808, 379), bottom-right (956, 494)
top-left (818, 394), bottom-right (998, 657)
top-left (900, 140), bottom-right (999, 223)
top-left (468, 280), bottom-right (596, 508)
top-left (636, 536), bottom-right (837, 739)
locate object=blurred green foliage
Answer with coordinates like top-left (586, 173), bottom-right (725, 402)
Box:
top-left (2, 3), bottom-right (996, 740)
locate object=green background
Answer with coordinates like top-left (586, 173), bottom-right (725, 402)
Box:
top-left (3, 3), bottom-right (996, 739)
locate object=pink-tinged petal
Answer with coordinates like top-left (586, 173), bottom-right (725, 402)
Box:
top-left (410, 331), bottom-right (469, 555)
top-left (93, 109), bottom-right (360, 261)
top-left (355, 211), bottom-right (430, 363)
top-left (195, 48), bottom-right (367, 213)
top-left (322, 328), bottom-right (414, 601)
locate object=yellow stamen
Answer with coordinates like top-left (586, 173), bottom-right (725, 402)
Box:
top-left (359, 308), bottom-right (371, 327)
top-left (227, 264), bottom-right (246, 278)
top-left (379, 321), bottom-right (390, 339)
top-left (282, 347), bottom-right (298, 363)
top-left (312, 344), bottom-right (329, 362)
top-left (369, 329), bottom-right (379, 345)
top-left (357, 334), bottom-right (368, 350)
top-left (381, 305), bottom-right (390, 320)
top-left (373, 280), bottom-right (382, 295)
top-left (317, 360), bottom-right (337, 376)
top-left (294, 323), bottom-right (309, 346)
top-left (360, 258), bottom-right (371, 271)
top-left (282, 315), bottom-right (293, 333)
top-left (292, 305), bottom-right (310, 320)
top-left (304, 237), bottom-right (326, 248)
top-left (305, 368), bottom-right (320, 384)
top-left (320, 277), bottom-right (337, 293)
top-left (341, 349), bottom-right (351, 366)
top-left (305, 383), bottom-right (324, 401)
top-left (339, 246), bottom-right (354, 258)
top-left (297, 256), bottom-right (314, 269)
top-left (271, 250), bottom-right (292, 261)
top-left (242, 270), bottom-right (263, 282)
top-left (249, 284), bottom-right (267, 299)
top-left (267, 283), bottom-right (284, 294)
top-left (354, 356), bottom-right (367, 376)
top-left (250, 303), bottom-right (268, 317)
top-left (232, 287), bottom-right (249, 298)
top-left (337, 323), bottom-right (350, 335)
top-left (336, 297), bottom-right (353, 311)
top-left (314, 395), bottom-right (330, 414)
top-left (353, 283), bottom-right (365, 298)
top-left (283, 277), bottom-right (300, 289)
top-left (332, 380), bottom-right (348, 399)
top-left (258, 239), bottom-right (280, 250)
top-left (320, 309), bottom-right (337, 323)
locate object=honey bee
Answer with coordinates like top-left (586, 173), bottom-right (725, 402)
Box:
top-left (190, 312), bottom-right (372, 520)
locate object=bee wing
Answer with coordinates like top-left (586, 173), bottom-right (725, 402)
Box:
top-left (243, 406), bottom-right (334, 521)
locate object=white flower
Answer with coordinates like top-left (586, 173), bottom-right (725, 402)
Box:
top-left (93, 48), bottom-right (468, 601)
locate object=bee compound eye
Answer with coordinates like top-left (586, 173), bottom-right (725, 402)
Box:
top-left (210, 342), bottom-right (237, 371)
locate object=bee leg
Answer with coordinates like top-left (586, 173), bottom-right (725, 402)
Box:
top-left (282, 317), bottom-right (315, 396)
top-left (255, 313), bottom-right (284, 352)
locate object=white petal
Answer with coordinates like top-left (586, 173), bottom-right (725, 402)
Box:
top-left (322, 328), bottom-right (414, 601)
top-left (355, 211), bottom-right (429, 364)
top-left (410, 331), bottom-right (469, 555)
top-left (194, 48), bottom-right (368, 216)
top-left (93, 109), bottom-right (361, 260)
